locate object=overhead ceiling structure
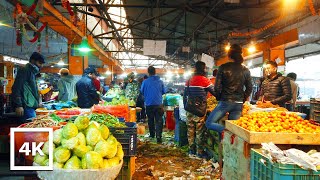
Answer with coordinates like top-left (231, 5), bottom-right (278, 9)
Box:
top-left (1, 0), bottom-right (320, 69)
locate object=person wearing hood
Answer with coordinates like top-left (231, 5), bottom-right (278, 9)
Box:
top-left (125, 72), bottom-right (140, 105)
top-left (76, 67), bottom-right (100, 108)
top-left (12, 52), bottom-right (45, 121)
top-left (260, 61), bottom-right (292, 107)
top-left (57, 68), bottom-right (76, 102)
top-left (141, 66), bottom-right (166, 144)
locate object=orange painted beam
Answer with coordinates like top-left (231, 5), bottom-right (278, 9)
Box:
top-left (215, 29), bottom-right (299, 66)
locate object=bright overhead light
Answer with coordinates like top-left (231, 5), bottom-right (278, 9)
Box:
top-left (225, 43), bottom-right (231, 52)
top-left (57, 59), bottom-right (65, 66)
top-left (248, 42), bottom-right (256, 54)
top-left (51, 65), bottom-right (54, 68)
top-left (78, 37), bottom-right (92, 53)
top-left (105, 70), bottom-right (112, 75)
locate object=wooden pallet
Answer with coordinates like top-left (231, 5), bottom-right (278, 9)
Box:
top-left (225, 120), bottom-right (320, 145)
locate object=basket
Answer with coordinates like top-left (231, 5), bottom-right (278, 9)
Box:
top-left (250, 149), bottom-right (320, 180)
top-left (36, 160), bottom-right (123, 180)
top-left (109, 122), bottom-right (137, 157)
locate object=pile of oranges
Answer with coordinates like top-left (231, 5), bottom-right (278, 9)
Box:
top-left (234, 111), bottom-right (320, 133)
top-left (242, 103), bottom-right (250, 116)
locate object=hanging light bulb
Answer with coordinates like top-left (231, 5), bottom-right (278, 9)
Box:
top-left (78, 37), bottom-right (91, 53)
top-left (57, 58), bottom-right (65, 66)
top-left (105, 70), bottom-right (112, 75)
top-left (225, 42), bottom-right (231, 52)
top-left (248, 42), bottom-right (256, 54)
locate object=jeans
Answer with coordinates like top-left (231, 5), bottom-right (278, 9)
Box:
top-left (22, 107), bottom-right (36, 122)
top-left (146, 105), bottom-right (164, 139)
top-left (206, 101), bottom-right (243, 133)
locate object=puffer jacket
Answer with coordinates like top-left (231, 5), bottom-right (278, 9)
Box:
top-left (214, 62), bottom-right (253, 102)
top-left (261, 74), bottom-right (292, 107)
top-left (11, 63), bottom-right (40, 108)
top-left (183, 75), bottom-right (215, 105)
top-left (76, 75), bottom-right (99, 108)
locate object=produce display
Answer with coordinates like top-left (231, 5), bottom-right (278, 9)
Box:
top-left (34, 115), bottom-right (124, 170)
top-left (92, 104), bottom-right (129, 120)
top-left (234, 111), bottom-right (320, 133)
top-left (88, 113), bottom-right (126, 128)
top-left (103, 96), bottom-right (135, 106)
top-left (207, 96), bottom-right (218, 112)
top-left (256, 101), bottom-right (279, 108)
top-left (55, 108), bottom-right (81, 119)
top-left (242, 103), bottom-right (250, 116)
top-left (21, 115), bottom-right (58, 128)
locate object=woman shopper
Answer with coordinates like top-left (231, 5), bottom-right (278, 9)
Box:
top-left (183, 61), bottom-right (215, 157)
top-left (206, 44), bottom-right (253, 136)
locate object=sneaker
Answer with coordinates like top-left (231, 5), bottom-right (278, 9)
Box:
top-left (156, 138), bottom-right (162, 144)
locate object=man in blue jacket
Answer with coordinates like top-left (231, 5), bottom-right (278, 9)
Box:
top-left (76, 67), bottom-right (100, 108)
top-left (141, 66), bottom-right (166, 143)
top-left (12, 52), bottom-right (45, 122)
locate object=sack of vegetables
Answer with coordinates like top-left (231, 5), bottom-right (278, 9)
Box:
top-left (34, 115), bottom-right (124, 180)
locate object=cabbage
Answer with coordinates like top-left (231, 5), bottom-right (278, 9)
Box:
top-left (73, 145), bottom-right (90, 158)
top-left (115, 142), bottom-right (124, 159)
top-left (61, 137), bottom-right (79, 150)
top-left (87, 145), bottom-right (93, 151)
top-left (54, 147), bottom-right (71, 163)
top-left (74, 116), bottom-right (89, 130)
top-left (86, 127), bottom-right (101, 146)
top-left (83, 123), bottom-right (98, 136)
top-left (62, 122), bottom-right (78, 139)
top-left (107, 156), bottom-right (121, 167)
top-left (76, 132), bottom-right (86, 146)
top-left (82, 151), bottom-right (103, 169)
top-left (34, 153), bottom-right (48, 166)
top-left (102, 159), bottom-right (111, 168)
top-left (104, 135), bottom-right (118, 159)
top-left (64, 156), bottom-right (81, 169)
top-left (53, 162), bottom-right (64, 169)
top-left (42, 141), bottom-right (55, 155)
top-left (99, 124), bottom-right (110, 140)
top-left (94, 140), bottom-right (108, 158)
top-left (81, 157), bottom-right (87, 169)
top-left (53, 129), bottom-right (63, 145)
top-left (43, 159), bottom-right (49, 166)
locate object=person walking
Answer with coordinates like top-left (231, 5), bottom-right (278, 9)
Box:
top-left (141, 66), bottom-right (166, 143)
top-left (183, 61), bottom-right (215, 157)
top-left (125, 72), bottom-right (140, 105)
top-left (57, 68), bottom-right (76, 102)
top-left (76, 67), bottom-right (100, 108)
top-left (206, 44), bottom-right (253, 135)
top-left (260, 61), bottom-right (292, 107)
top-left (12, 52), bottom-right (45, 121)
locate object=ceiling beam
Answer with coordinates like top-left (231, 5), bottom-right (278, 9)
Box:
top-left (94, 8), bottom-right (180, 37)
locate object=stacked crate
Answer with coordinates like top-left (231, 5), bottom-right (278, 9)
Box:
top-left (310, 98), bottom-right (320, 121)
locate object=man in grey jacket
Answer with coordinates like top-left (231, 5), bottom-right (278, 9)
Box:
top-left (57, 68), bottom-right (76, 102)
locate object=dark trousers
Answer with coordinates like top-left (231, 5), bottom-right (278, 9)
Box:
top-left (146, 105), bottom-right (164, 139)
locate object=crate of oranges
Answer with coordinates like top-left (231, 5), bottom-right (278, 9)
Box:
top-left (226, 111), bottom-right (320, 144)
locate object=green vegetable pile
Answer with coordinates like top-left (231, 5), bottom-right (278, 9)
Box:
top-left (34, 115), bottom-right (124, 169)
top-left (50, 113), bottom-right (65, 123)
top-left (104, 96), bottom-right (135, 106)
top-left (88, 113), bottom-right (126, 128)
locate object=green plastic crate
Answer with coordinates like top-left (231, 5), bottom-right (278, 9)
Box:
top-left (250, 149), bottom-right (320, 180)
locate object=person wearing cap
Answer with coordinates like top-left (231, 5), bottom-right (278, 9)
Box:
top-left (206, 44), bottom-right (253, 135)
top-left (12, 52), bottom-right (46, 121)
top-left (76, 67), bottom-right (100, 108)
top-left (57, 68), bottom-right (76, 102)
top-left (125, 72), bottom-right (140, 106)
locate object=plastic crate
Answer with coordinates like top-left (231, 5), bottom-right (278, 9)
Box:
top-left (109, 122), bottom-right (137, 157)
top-left (116, 156), bottom-right (136, 180)
top-left (250, 149), bottom-right (320, 180)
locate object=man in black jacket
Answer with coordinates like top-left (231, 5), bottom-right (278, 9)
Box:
top-left (76, 67), bottom-right (100, 108)
top-left (12, 52), bottom-right (45, 122)
top-left (260, 61), bottom-right (292, 107)
top-left (206, 44), bottom-right (253, 134)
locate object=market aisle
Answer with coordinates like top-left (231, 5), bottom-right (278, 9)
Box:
top-left (132, 126), bottom-right (221, 179)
